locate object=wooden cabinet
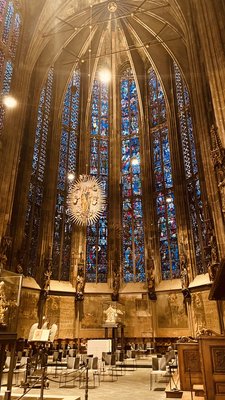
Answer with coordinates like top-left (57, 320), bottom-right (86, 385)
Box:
top-left (199, 336), bottom-right (225, 400)
top-left (177, 342), bottom-right (203, 390)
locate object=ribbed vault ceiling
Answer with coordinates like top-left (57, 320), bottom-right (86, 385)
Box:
top-left (24, 0), bottom-right (189, 87)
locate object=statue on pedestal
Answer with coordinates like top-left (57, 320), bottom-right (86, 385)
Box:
top-left (146, 256), bottom-right (157, 300)
top-left (0, 234), bottom-right (12, 273)
top-left (75, 265), bottom-right (85, 301)
top-left (112, 271), bottom-right (120, 301)
top-left (207, 229), bottom-right (219, 281)
top-left (104, 305), bottom-right (123, 324)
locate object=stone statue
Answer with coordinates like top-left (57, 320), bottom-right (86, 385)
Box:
top-left (75, 266), bottom-right (85, 301)
top-left (192, 292), bottom-right (206, 335)
top-left (146, 256), bottom-right (157, 300)
top-left (112, 271), bottom-right (120, 301)
top-left (207, 229), bottom-right (219, 281)
top-left (180, 250), bottom-right (189, 289)
top-left (43, 267), bottom-right (52, 291)
top-left (0, 235), bottom-right (12, 273)
top-left (218, 170), bottom-right (225, 213)
top-left (104, 305), bottom-right (123, 324)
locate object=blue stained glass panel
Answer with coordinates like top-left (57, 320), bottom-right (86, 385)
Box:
top-left (52, 69), bottom-right (80, 280)
top-left (24, 68), bottom-right (54, 277)
top-left (86, 78), bottom-right (109, 283)
top-left (0, 1), bottom-right (6, 22)
top-left (2, 1), bottom-right (14, 44)
top-left (121, 67), bottom-right (145, 283)
top-left (149, 67), bottom-right (180, 280)
top-left (2, 60), bottom-right (13, 94)
top-left (9, 12), bottom-right (21, 58)
top-left (174, 62), bottom-right (208, 275)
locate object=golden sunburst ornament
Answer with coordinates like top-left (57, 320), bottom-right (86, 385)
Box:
top-left (67, 175), bottom-right (106, 226)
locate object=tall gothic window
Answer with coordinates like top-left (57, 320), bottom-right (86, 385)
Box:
top-left (0, 0), bottom-right (21, 132)
top-left (52, 69), bottom-right (81, 280)
top-left (86, 78), bottom-right (109, 283)
top-left (148, 67), bottom-right (180, 280)
top-left (174, 63), bottom-right (207, 275)
top-left (24, 68), bottom-right (54, 277)
top-left (120, 67), bottom-right (145, 283)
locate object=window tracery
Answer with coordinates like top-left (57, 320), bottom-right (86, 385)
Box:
top-left (148, 67), bottom-right (180, 280)
top-left (0, 0), bottom-right (21, 133)
top-left (174, 63), bottom-right (208, 275)
top-left (120, 67), bottom-right (145, 283)
top-left (86, 78), bottom-right (109, 283)
top-left (52, 69), bottom-right (80, 280)
top-left (24, 67), bottom-right (54, 277)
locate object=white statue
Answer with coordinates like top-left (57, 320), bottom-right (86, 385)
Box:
top-left (104, 305), bottom-right (123, 324)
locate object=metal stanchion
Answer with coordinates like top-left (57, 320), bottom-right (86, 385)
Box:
top-left (188, 368), bottom-right (194, 400)
top-left (85, 363), bottom-right (88, 400)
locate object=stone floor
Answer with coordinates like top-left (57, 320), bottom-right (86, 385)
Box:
top-left (1, 358), bottom-right (204, 400)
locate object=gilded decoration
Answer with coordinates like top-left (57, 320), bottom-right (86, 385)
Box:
top-left (67, 175), bottom-right (106, 226)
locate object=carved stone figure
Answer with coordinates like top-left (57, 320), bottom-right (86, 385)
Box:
top-left (218, 168), bottom-right (225, 213)
top-left (112, 271), bottom-right (120, 301)
top-left (180, 252), bottom-right (189, 289)
top-left (43, 268), bottom-right (52, 291)
top-left (146, 257), bottom-right (157, 300)
top-left (75, 267), bottom-right (85, 301)
top-left (192, 292), bottom-right (206, 335)
top-left (207, 229), bottom-right (219, 281)
top-left (0, 235), bottom-right (12, 272)
top-left (104, 305), bottom-right (123, 324)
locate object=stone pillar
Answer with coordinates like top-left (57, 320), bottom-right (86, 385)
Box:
top-left (193, 0), bottom-right (225, 146)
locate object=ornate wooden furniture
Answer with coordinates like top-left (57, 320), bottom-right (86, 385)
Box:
top-left (177, 342), bottom-right (203, 391)
top-left (199, 335), bottom-right (225, 400)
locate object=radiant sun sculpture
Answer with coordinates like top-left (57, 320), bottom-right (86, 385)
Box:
top-left (67, 175), bottom-right (106, 226)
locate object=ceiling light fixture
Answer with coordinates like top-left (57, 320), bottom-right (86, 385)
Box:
top-left (2, 95), bottom-right (17, 108)
top-left (98, 68), bottom-right (112, 83)
top-left (68, 172), bottom-right (75, 181)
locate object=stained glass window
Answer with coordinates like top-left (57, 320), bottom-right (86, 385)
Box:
top-left (174, 63), bottom-right (207, 274)
top-left (2, 1), bottom-right (14, 44)
top-left (24, 67), bottom-right (54, 277)
top-left (2, 60), bottom-right (12, 93)
top-left (0, 0), bottom-right (7, 23)
top-left (0, 1), bottom-right (21, 134)
top-left (148, 67), bottom-right (180, 280)
top-left (86, 78), bottom-right (109, 283)
top-left (9, 12), bottom-right (20, 58)
top-left (120, 67), bottom-right (145, 283)
top-left (0, 50), bottom-right (5, 79)
top-left (52, 69), bottom-right (80, 281)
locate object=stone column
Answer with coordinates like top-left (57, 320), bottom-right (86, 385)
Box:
top-left (192, 0), bottom-right (225, 146)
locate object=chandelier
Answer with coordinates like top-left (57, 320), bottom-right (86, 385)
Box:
top-left (67, 175), bottom-right (106, 226)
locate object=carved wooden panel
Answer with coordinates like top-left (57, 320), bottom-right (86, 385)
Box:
top-left (211, 347), bottom-right (225, 373)
top-left (183, 349), bottom-right (201, 372)
top-left (177, 342), bottom-right (203, 390)
top-left (199, 336), bottom-right (225, 400)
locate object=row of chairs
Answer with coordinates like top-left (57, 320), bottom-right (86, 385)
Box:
top-left (54, 353), bottom-right (131, 389)
top-left (1, 356), bottom-right (28, 387)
